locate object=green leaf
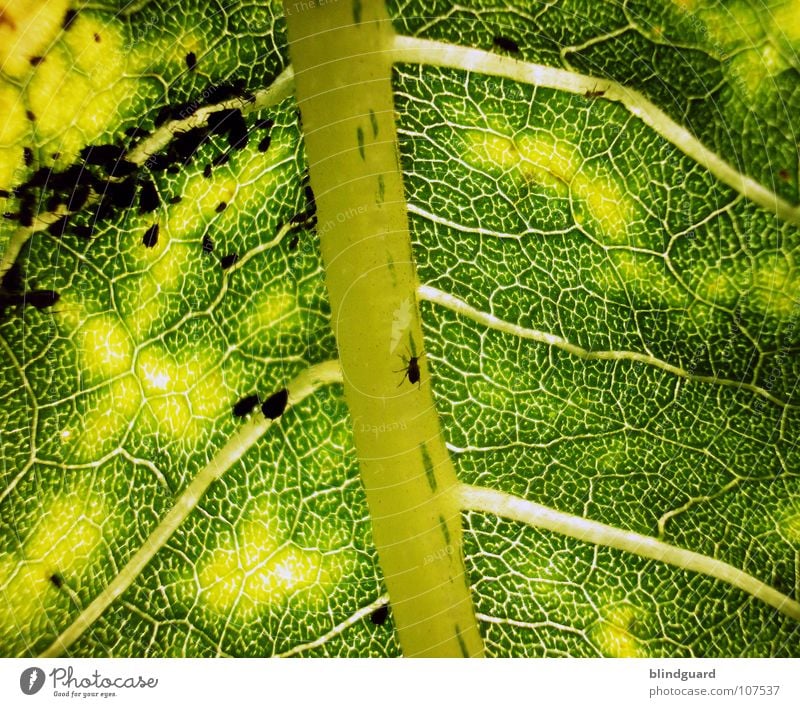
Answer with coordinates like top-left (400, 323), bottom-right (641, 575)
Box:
top-left (1, 0), bottom-right (798, 657)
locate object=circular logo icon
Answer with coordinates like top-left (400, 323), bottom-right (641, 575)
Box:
top-left (20, 667), bottom-right (45, 696)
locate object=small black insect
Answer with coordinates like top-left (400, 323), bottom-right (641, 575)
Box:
top-left (24, 290), bottom-right (61, 309)
top-left (304, 184), bottom-right (316, 211)
top-left (66, 183), bottom-right (90, 211)
top-left (212, 152), bottom-right (230, 168)
top-left (169, 126), bottom-right (209, 164)
top-left (145, 154), bottom-right (171, 172)
top-left (202, 233), bottom-right (214, 253)
top-left (257, 135), bottom-right (271, 153)
top-left (205, 80), bottom-right (247, 104)
top-left (93, 32), bottom-right (101, 43)
top-left (105, 178), bottom-right (138, 208)
top-left (215, 201), bottom-right (227, 213)
top-left (203, 163), bottom-right (212, 179)
top-left (0, 189), bottom-right (10, 198)
top-left (185, 51), bottom-right (197, 71)
top-left (142, 223), bottom-right (159, 248)
top-left (219, 252), bottom-right (238, 269)
top-left (49, 573), bottom-right (63, 589)
top-left (232, 393), bottom-right (260, 417)
top-left (261, 388), bottom-right (289, 420)
top-left (26, 109), bottom-right (36, 121)
top-left (26, 290), bottom-right (60, 309)
top-left (138, 179), bottom-right (159, 213)
top-left (23, 147), bottom-right (34, 166)
top-left (254, 117), bottom-right (275, 132)
top-left (370, 605), bottom-right (389, 626)
top-left (72, 224), bottom-right (93, 239)
top-left (125, 126), bottom-right (148, 140)
top-left (394, 345), bottom-right (424, 387)
top-left (584, 86), bottom-right (606, 99)
top-left (1, 261), bottom-right (23, 291)
top-left (18, 191), bottom-right (35, 227)
top-left (29, 56), bottom-right (44, 66)
top-left (46, 193), bottom-right (64, 211)
top-left (51, 163), bottom-right (97, 192)
top-left (80, 144), bottom-right (127, 167)
top-left (47, 216), bottom-right (69, 237)
top-left (63, 8), bottom-right (78, 29)
top-left (27, 167), bottom-right (53, 188)
top-left (168, 195), bottom-right (182, 204)
top-left (493, 35), bottom-right (520, 54)
top-left (288, 234), bottom-right (299, 250)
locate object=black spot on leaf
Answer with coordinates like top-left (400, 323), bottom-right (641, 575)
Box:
top-left (203, 163), bottom-right (212, 179)
top-left (492, 35), bottom-right (520, 54)
top-left (215, 201), bottom-right (227, 213)
top-left (62, 9), bottom-right (77, 29)
top-left (370, 605), bottom-right (389, 626)
top-left (138, 179), bottom-right (159, 213)
top-left (202, 233), bottom-right (214, 253)
top-left (219, 253), bottom-right (238, 269)
top-left (185, 52), bottom-right (197, 71)
top-left (23, 147), bottom-right (34, 166)
top-left (142, 223), bottom-right (159, 248)
top-left (49, 573), bottom-right (63, 589)
top-left (26, 290), bottom-right (60, 309)
top-left (232, 394), bottom-right (260, 417)
top-left (261, 388), bottom-right (288, 420)
top-left (257, 135), bottom-right (271, 153)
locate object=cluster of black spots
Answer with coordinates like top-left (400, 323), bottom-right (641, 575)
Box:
top-left (154, 103), bottom-right (191, 128)
top-left (0, 262), bottom-right (60, 318)
top-left (261, 388), bottom-right (288, 420)
top-left (202, 233), bottom-right (214, 254)
top-left (80, 144), bottom-right (136, 177)
top-left (138, 179), bottom-right (159, 213)
top-left (208, 107), bottom-right (248, 154)
top-left (232, 393), bottom-right (260, 418)
top-left (185, 52), bottom-right (197, 71)
top-left (142, 223), bottom-right (159, 248)
top-left (492, 35), bottom-right (520, 54)
top-left (206, 79), bottom-right (249, 104)
top-left (370, 605), bottom-right (389, 626)
top-left (169, 126), bottom-right (210, 164)
top-left (219, 252), bottom-right (238, 269)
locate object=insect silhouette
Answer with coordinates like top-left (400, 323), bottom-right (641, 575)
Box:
top-left (584, 85), bottom-right (606, 99)
top-left (261, 388), bottom-right (289, 420)
top-left (394, 338), bottom-right (424, 388)
top-left (370, 604), bottom-right (389, 626)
